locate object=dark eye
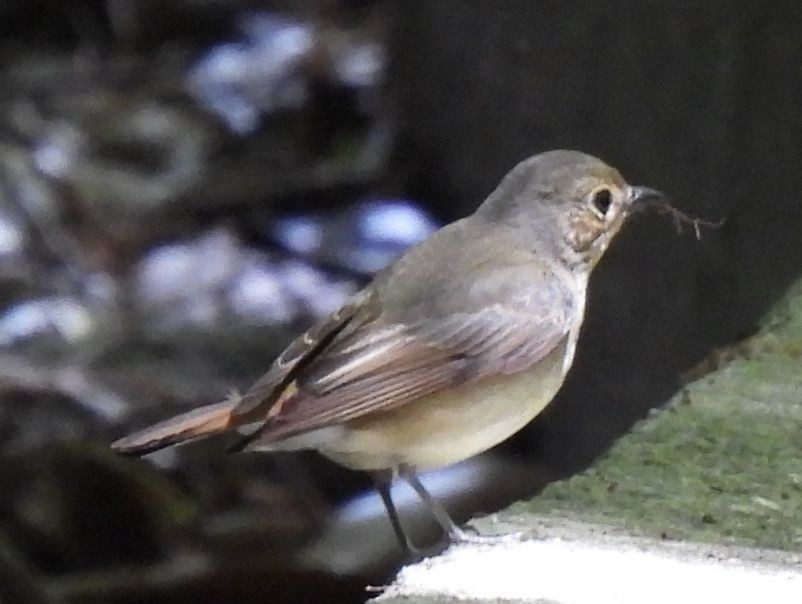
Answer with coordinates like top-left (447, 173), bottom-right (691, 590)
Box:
top-left (590, 188), bottom-right (612, 217)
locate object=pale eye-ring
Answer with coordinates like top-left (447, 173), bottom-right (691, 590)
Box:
top-left (588, 187), bottom-right (613, 218)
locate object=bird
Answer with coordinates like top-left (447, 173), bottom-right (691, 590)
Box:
top-left (112, 149), bottom-right (663, 553)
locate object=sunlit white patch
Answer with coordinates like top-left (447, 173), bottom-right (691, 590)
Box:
top-left (359, 201), bottom-right (438, 247)
top-left (273, 216), bottom-right (323, 255)
top-left (0, 297), bottom-right (94, 345)
top-left (333, 41), bottom-right (384, 88)
top-left (33, 125), bottom-right (82, 178)
top-left (135, 228), bottom-right (239, 306)
top-left (187, 13), bottom-right (314, 133)
top-left (229, 263), bottom-right (294, 323)
top-left (278, 260), bottom-right (355, 316)
top-left (0, 213), bottom-right (23, 255)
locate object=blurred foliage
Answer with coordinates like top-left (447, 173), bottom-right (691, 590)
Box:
top-left (0, 1), bottom-right (393, 602)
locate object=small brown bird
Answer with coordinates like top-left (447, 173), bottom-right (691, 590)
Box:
top-left (112, 150), bottom-right (662, 552)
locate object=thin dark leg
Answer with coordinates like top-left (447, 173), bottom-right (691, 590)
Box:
top-left (399, 466), bottom-right (524, 546)
top-left (370, 470), bottom-right (418, 555)
top-left (398, 465), bottom-right (471, 542)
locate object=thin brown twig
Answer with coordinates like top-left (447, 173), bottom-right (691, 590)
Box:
top-left (635, 200), bottom-right (725, 240)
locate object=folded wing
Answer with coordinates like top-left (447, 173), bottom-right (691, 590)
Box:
top-left (241, 264), bottom-right (574, 446)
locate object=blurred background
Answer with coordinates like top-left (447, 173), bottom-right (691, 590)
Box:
top-left (1, 1), bottom-right (801, 602)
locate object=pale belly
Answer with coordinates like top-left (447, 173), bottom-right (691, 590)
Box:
top-left (318, 341), bottom-right (567, 471)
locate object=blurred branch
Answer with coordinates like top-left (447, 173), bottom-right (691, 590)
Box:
top-left (0, 142), bottom-right (91, 296)
top-left (190, 123), bottom-right (393, 212)
top-left (47, 553), bottom-right (211, 603)
top-left (0, 353), bottom-right (130, 423)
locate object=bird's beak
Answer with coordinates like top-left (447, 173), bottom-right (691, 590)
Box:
top-left (627, 186), bottom-right (666, 205)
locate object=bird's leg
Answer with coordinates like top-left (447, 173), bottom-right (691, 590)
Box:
top-left (370, 469), bottom-right (418, 556)
top-left (399, 465), bottom-right (521, 545)
top-left (398, 465), bottom-right (474, 543)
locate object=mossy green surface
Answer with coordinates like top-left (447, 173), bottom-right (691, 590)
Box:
top-left (510, 280), bottom-right (802, 551)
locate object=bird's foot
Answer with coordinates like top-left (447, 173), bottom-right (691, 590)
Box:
top-left (447, 524), bottom-right (526, 546)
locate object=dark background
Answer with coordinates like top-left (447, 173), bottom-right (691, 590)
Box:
top-left (1, 1), bottom-right (800, 602)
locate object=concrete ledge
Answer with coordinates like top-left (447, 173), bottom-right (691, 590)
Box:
top-left (376, 517), bottom-right (802, 604)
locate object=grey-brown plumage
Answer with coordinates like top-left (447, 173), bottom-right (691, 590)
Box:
top-left (112, 149), bottom-right (663, 551)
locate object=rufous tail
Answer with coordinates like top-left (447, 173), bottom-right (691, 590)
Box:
top-left (111, 399), bottom-right (240, 455)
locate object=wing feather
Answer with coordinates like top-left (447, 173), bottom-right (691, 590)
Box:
top-left (230, 288), bottom-right (375, 420)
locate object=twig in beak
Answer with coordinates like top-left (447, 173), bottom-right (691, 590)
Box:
top-left (635, 200), bottom-right (725, 240)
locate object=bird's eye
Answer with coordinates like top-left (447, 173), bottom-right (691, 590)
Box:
top-left (589, 188), bottom-right (613, 218)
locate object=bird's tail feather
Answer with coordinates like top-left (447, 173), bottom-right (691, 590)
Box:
top-left (111, 399), bottom-right (240, 455)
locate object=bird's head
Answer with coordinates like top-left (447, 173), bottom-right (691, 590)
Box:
top-left (477, 149), bottom-right (664, 271)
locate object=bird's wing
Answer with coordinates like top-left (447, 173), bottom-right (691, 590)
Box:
top-left (229, 287), bottom-right (377, 421)
top-left (241, 263), bottom-right (574, 445)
